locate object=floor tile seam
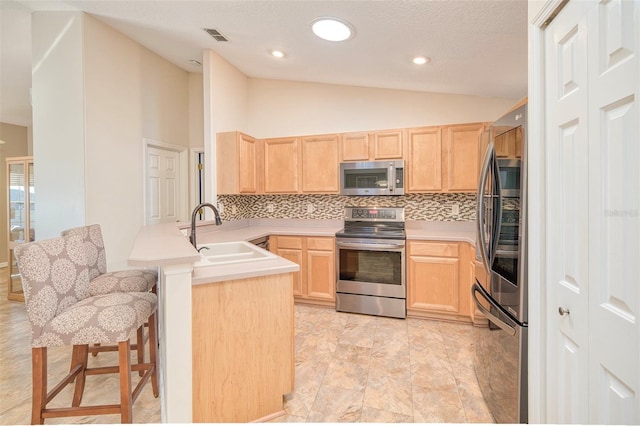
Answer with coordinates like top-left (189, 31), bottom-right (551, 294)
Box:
top-left (437, 320), bottom-right (473, 423)
top-left (292, 337), bottom-right (333, 421)
top-left (364, 319), bottom-right (413, 420)
top-left (309, 321), bottom-right (368, 423)
top-left (406, 323), bottom-right (421, 423)
top-left (353, 320), bottom-right (379, 423)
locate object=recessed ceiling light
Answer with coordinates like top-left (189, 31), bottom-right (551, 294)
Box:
top-left (413, 56), bottom-right (431, 65)
top-left (312, 18), bottom-right (354, 42)
top-left (189, 59), bottom-right (202, 66)
top-left (271, 50), bottom-right (286, 58)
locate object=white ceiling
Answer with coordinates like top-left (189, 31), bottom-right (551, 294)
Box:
top-left (0, 0), bottom-right (528, 128)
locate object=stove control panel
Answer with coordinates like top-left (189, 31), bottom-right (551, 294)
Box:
top-left (345, 207), bottom-right (405, 222)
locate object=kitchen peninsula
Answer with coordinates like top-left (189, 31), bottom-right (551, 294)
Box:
top-left (128, 221), bottom-right (304, 423)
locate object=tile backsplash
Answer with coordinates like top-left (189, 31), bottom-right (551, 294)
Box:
top-left (218, 193), bottom-right (476, 222)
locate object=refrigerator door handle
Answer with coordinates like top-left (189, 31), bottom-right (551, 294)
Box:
top-left (472, 282), bottom-right (517, 336)
top-left (476, 142), bottom-right (495, 271)
top-left (491, 154), bottom-right (503, 263)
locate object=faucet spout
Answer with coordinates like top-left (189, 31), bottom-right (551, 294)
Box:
top-left (190, 202), bottom-right (223, 250)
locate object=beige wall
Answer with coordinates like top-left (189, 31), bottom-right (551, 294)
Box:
top-left (31, 11), bottom-right (87, 241)
top-left (203, 52), bottom-right (518, 202)
top-left (189, 73), bottom-right (204, 148)
top-left (245, 79), bottom-right (518, 138)
top-left (203, 49), bottom-right (249, 203)
top-left (32, 12), bottom-right (190, 270)
top-left (83, 14), bottom-right (190, 270)
top-left (0, 122), bottom-right (30, 265)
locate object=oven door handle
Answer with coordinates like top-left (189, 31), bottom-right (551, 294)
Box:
top-left (336, 242), bottom-right (405, 250)
top-left (471, 282), bottom-right (517, 336)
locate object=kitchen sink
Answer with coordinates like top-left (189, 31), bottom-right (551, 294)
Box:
top-left (194, 240), bottom-right (277, 267)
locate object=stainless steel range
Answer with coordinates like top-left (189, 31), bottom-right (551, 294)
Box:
top-left (335, 207), bottom-right (406, 319)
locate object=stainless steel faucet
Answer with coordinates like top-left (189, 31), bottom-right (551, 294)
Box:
top-left (189, 202), bottom-right (222, 251)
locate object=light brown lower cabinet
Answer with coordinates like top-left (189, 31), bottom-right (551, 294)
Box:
top-left (407, 240), bottom-right (473, 323)
top-left (191, 273), bottom-right (294, 422)
top-left (270, 235), bottom-right (335, 306)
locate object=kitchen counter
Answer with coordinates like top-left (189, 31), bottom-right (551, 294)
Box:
top-left (129, 219), bottom-right (475, 283)
top-left (406, 220), bottom-right (476, 245)
top-left (129, 218), bottom-right (475, 266)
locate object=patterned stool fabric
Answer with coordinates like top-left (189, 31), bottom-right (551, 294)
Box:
top-left (14, 233), bottom-right (159, 424)
top-left (15, 235), bottom-right (157, 347)
top-left (61, 224), bottom-right (157, 296)
top-left (89, 270), bottom-right (157, 295)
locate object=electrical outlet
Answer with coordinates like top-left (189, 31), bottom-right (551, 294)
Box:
top-left (231, 205), bottom-right (237, 215)
top-left (307, 203), bottom-right (315, 214)
top-left (267, 203), bottom-right (275, 213)
top-left (451, 203), bottom-right (459, 216)
top-left (217, 202), bottom-right (224, 214)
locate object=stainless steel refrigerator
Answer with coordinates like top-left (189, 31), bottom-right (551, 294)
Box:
top-left (472, 103), bottom-right (528, 423)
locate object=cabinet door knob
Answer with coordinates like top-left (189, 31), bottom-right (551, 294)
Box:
top-left (558, 307), bottom-right (570, 316)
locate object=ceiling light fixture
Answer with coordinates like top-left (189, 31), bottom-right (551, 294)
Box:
top-left (271, 50), bottom-right (286, 58)
top-left (311, 18), bottom-right (354, 42)
top-left (412, 56), bottom-right (431, 65)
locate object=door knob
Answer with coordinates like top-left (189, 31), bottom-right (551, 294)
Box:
top-left (558, 307), bottom-right (570, 316)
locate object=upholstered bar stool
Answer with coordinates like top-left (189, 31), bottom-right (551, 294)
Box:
top-left (60, 224), bottom-right (157, 295)
top-left (61, 224), bottom-right (157, 365)
top-left (15, 234), bottom-right (158, 424)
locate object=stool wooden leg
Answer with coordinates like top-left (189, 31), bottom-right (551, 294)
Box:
top-left (91, 343), bottom-right (100, 357)
top-left (136, 326), bottom-right (145, 377)
top-left (31, 347), bottom-right (47, 425)
top-left (118, 340), bottom-right (133, 423)
top-left (71, 345), bottom-right (89, 407)
top-left (148, 312), bottom-right (159, 397)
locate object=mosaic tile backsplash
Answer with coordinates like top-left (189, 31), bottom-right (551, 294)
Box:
top-left (217, 193), bottom-right (476, 222)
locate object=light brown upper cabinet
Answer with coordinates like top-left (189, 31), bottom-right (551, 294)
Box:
top-left (301, 134), bottom-right (339, 193)
top-left (216, 132), bottom-right (260, 194)
top-left (406, 126), bottom-right (443, 192)
top-left (264, 137), bottom-right (300, 193)
top-left (340, 132), bottom-right (370, 161)
top-left (442, 123), bottom-right (485, 192)
top-left (340, 129), bottom-right (404, 161)
top-left (371, 129), bottom-right (404, 159)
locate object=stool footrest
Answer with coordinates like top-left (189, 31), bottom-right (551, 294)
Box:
top-left (42, 405), bottom-right (121, 419)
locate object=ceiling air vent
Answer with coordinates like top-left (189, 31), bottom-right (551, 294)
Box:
top-left (204, 28), bottom-right (228, 42)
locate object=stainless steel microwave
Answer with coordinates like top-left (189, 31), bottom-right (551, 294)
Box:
top-left (340, 160), bottom-right (405, 196)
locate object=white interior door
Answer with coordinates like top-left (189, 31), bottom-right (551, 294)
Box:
top-left (544, 0), bottom-right (639, 423)
top-left (586, 0), bottom-right (639, 422)
top-left (146, 146), bottom-right (181, 225)
top-left (545, 2), bottom-right (590, 422)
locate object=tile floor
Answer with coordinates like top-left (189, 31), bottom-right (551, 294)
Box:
top-left (0, 268), bottom-right (493, 423)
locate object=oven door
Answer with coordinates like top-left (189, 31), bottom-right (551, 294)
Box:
top-left (336, 238), bottom-right (405, 299)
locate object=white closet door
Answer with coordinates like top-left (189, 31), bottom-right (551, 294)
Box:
top-left (544, 1), bottom-right (590, 422)
top-left (544, 0), bottom-right (640, 423)
top-left (146, 146), bottom-right (180, 225)
top-left (587, 0), bottom-right (639, 423)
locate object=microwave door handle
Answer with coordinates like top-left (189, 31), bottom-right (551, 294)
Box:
top-left (388, 163), bottom-right (395, 194)
top-left (476, 143), bottom-right (495, 271)
top-left (471, 282), bottom-right (517, 336)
